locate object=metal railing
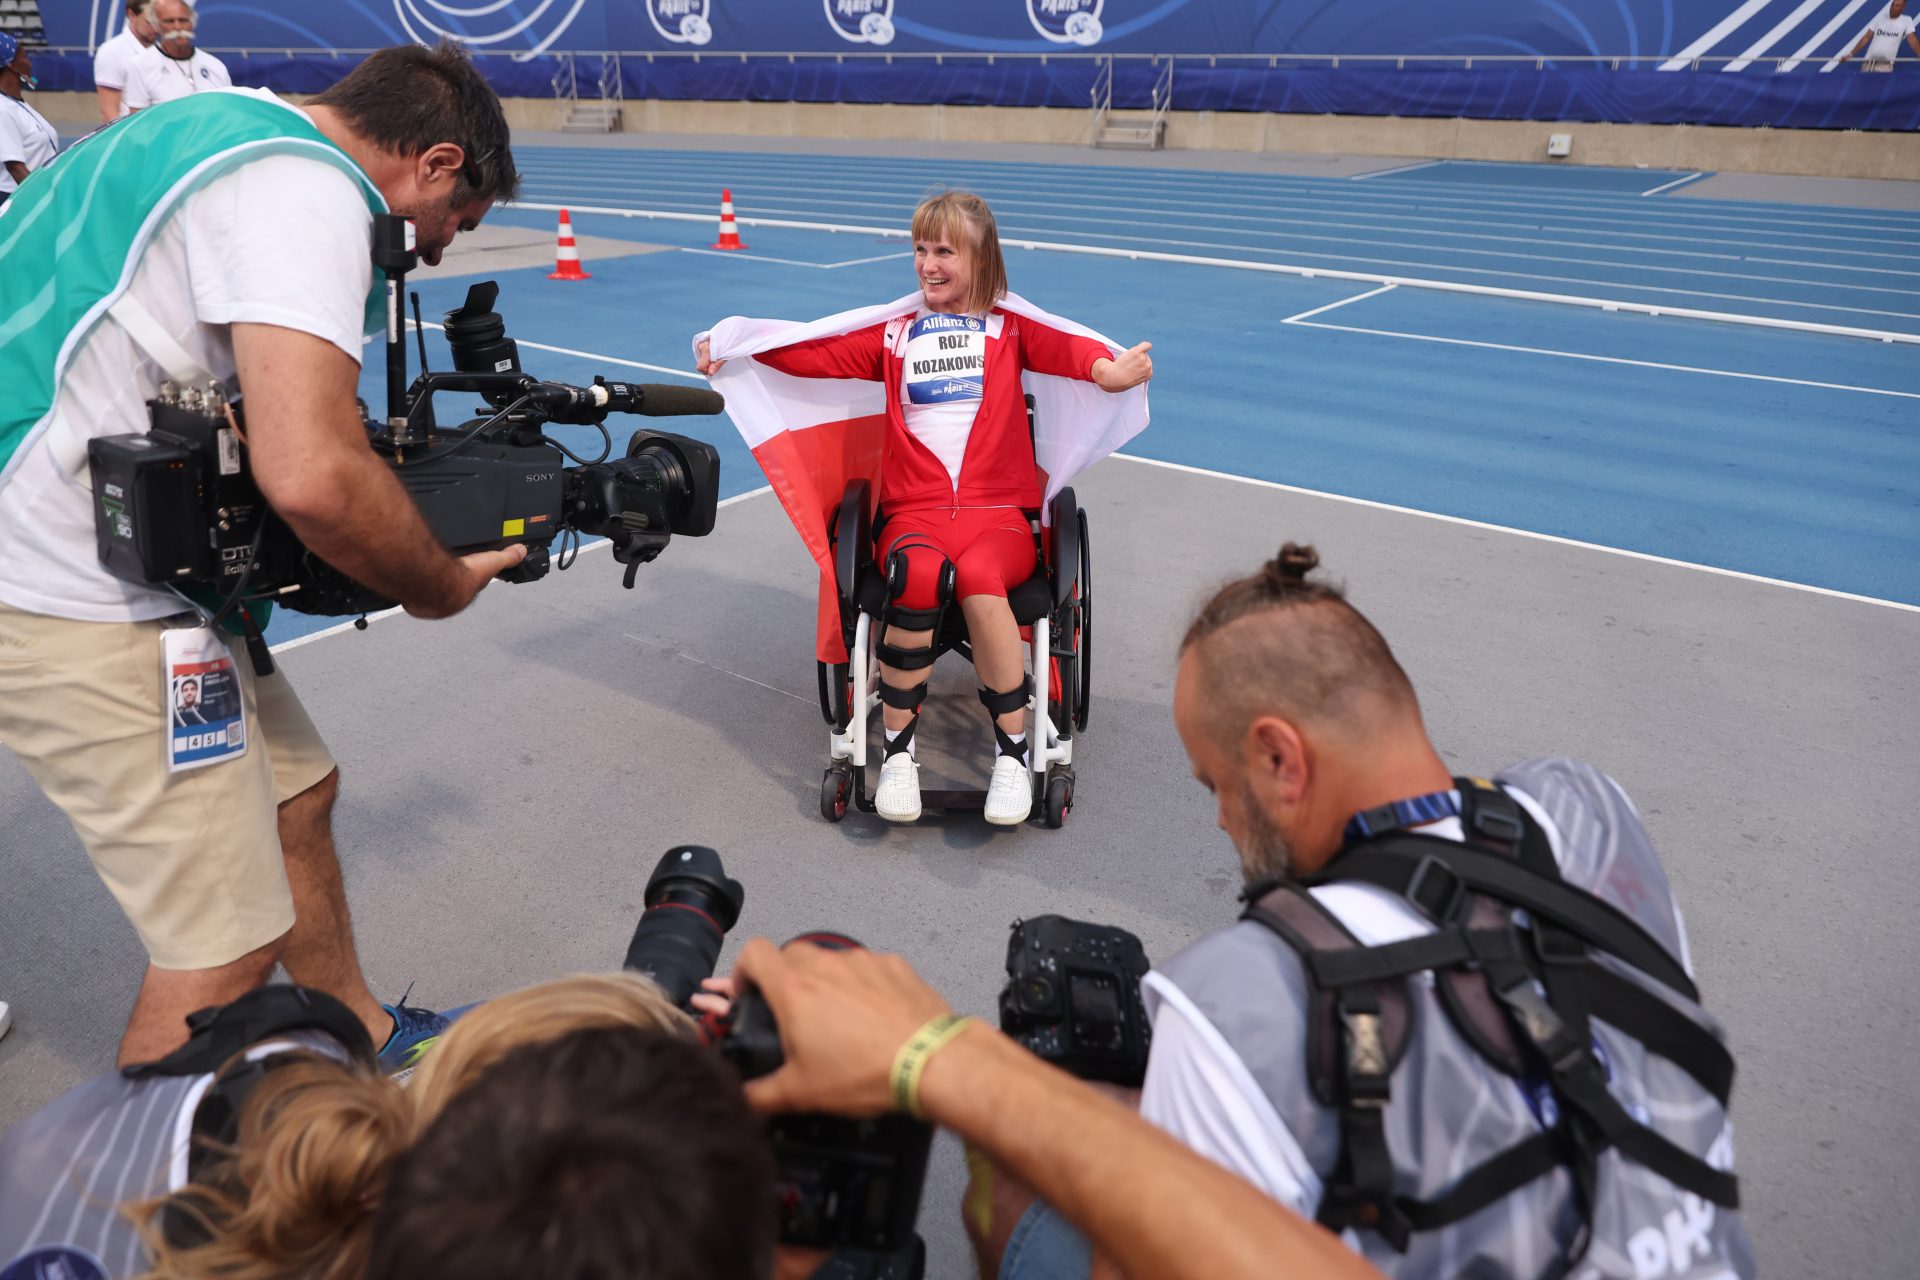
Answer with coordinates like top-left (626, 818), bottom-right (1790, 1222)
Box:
top-left (1089, 56), bottom-right (1112, 141)
top-left (550, 51), bottom-right (577, 108)
top-left (1150, 56), bottom-right (1173, 135)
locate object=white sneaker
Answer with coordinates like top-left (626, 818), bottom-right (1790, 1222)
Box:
top-left (876, 753), bottom-right (922, 823)
top-left (0, 999), bottom-right (12, 1043)
top-left (984, 755), bottom-right (1033, 826)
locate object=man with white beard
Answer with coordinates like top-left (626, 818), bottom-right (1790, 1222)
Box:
top-left (122, 0), bottom-right (231, 112)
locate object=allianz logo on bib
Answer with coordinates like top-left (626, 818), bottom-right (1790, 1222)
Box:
top-left (825, 0), bottom-right (894, 45)
top-left (909, 314), bottom-right (984, 339)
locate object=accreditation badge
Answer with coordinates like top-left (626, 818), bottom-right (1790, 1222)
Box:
top-left (162, 626), bottom-right (248, 773)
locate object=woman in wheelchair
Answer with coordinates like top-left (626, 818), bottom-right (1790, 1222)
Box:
top-left (697, 191), bottom-right (1152, 824)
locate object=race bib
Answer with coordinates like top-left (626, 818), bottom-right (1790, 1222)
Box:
top-left (162, 626), bottom-right (247, 773)
top-left (902, 313), bottom-right (986, 405)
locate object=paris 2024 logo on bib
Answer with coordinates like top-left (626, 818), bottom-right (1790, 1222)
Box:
top-left (1029, 0), bottom-right (1103, 46)
top-left (649, 0), bottom-right (713, 46)
top-left (824, 0), bottom-right (894, 46)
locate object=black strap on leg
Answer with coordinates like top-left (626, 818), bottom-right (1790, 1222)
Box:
top-left (879, 680), bottom-right (929, 758)
top-left (980, 678), bottom-right (1032, 762)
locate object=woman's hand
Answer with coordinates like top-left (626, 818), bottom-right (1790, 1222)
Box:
top-left (696, 338), bottom-right (725, 377)
top-left (1091, 341), bottom-right (1153, 393)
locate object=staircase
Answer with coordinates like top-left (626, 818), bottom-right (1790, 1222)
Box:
top-left (561, 100), bottom-right (622, 133)
top-left (1090, 57), bottom-right (1172, 150)
top-left (552, 54), bottom-right (624, 134)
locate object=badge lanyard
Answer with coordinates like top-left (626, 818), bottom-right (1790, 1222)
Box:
top-left (162, 625), bottom-right (248, 773)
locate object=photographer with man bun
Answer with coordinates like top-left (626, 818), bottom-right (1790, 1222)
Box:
top-left (0, 42), bottom-right (521, 1072)
top-left (991, 544), bottom-right (1753, 1279)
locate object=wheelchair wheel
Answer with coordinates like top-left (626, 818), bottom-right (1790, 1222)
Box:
top-left (820, 764), bottom-right (852, 823)
top-left (1042, 771), bottom-right (1073, 829)
top-left (1074, 507), bottom-right (1091, 732)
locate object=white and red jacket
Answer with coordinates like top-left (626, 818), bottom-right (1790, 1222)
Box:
top-left (697, 292), bottom-right (1150, 660)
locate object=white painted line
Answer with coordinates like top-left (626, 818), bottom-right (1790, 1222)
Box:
top-left (1725, 0), bottom-right (1829, 71)
top-left (1641, 172), bottom-right (1707, 198)
top-left (1349, 160), bottom-right (1445, 182)
top-left (1661, 0), bottom-right (1775, 70)
top-left (411, 318), bottom-right (703, 381)
top-left (1280, 284), bottom-right (1398, 325)
top-left (624, 631), bottom-right (812, 703)
top-left (1107, 455), bottom-right (1920, 615)
top-left (1287, 318), bottom-right (1920, 400)
top-left (1780, 0), bottom-right (1874, 70)
top-left (511, 202), bottom-right (1920, 346)
top-left (269, 486), bottom-right (776, 654)
top-left (677, 246), bottom-right (909, 269)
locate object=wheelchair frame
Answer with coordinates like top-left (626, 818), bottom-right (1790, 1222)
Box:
top-left (815, 479), bottom-right (1092, 828)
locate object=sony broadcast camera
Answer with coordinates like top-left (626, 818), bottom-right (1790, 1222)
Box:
top-left (87, 214), bottom-right (721, 672)
top-left (621, 849), bottom-right (931, 1269)
top-left (999, 914), bottom-right (1152, 1087)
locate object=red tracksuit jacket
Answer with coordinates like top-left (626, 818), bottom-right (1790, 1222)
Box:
top-left (753, 308), bottom-right (1110, 514)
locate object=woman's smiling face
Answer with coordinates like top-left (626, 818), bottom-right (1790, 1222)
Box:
top-left (915, 228), bottom-right (975, 314)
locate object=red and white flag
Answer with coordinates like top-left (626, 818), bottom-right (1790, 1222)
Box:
top-left (697, 292), bottom-right (1149, 662)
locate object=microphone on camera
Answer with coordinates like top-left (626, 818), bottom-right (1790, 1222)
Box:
top-left (628, 383), bottom-right (726, 418)
top-left (524, 380), bottom-right (724, 420)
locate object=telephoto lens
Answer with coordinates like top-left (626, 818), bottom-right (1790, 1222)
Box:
top-left (622, 846), bottom-right (745, 1009)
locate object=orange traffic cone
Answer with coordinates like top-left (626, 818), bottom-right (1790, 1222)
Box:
top-left (711, 188), bottom-right (748, 250)
top-left (549, 208), bottom-right (591, 281)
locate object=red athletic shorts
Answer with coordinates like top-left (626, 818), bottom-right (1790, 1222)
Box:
top-left (880, 505), bottom-right (1036, 612)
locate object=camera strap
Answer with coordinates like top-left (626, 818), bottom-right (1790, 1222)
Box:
top-left (47, 293), bottom-right (217, 486)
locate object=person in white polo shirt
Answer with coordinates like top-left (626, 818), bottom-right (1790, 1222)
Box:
top-left (92, 0), bottom-right (161, 122)
top-left (0, 35), bottom-right (59, 206)
top-left (123, 0), bottom-right (231, 112)
top-left (1839, 0), bottom-right (1920, 71)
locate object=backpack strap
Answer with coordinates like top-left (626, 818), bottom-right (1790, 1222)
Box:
top-left (1242, 884), bottom-right (1416, 1249)
top-left (122, 984), bottom-right (374, 1080)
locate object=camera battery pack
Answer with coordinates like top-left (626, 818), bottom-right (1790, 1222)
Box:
top-left (89, 432), bottom-right (204, 584)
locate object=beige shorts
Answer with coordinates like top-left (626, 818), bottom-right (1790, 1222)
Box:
top-left (0, 603), bottom-right (336, 969)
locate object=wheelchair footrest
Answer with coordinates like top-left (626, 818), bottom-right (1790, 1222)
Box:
top-left (918, 788), bottom-right (988, 813)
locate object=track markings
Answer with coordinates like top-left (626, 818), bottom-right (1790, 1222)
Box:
top-left (1642, 172), bottom-right (1709, 198)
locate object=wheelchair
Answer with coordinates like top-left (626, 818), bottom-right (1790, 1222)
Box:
top-left (814, 470), bottom-right (1092, 829)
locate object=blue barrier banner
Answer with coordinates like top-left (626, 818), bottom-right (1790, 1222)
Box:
top-left (30, 49), bottom-right (1918, 131)
top-left (40, 0), bottom-right (1920, 65)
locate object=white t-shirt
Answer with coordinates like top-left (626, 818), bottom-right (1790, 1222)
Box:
top-left (0, 95), bottom-right (60, 194)
top-left (122, 45), bottom-right (233, 112)
top-left (0, 91), bottom-right (379, 623)
top-left (92, 27), bottom-right (153, 105)
top-left (1863, 11), bottom-right (1916, 61)
top-left (897, 309), bottom-right (994, 489)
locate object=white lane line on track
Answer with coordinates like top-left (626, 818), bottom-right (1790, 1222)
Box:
top-left (511, 201), bottom-right (1920, 341)
top-left (521, 176), bottom-right (1920, 269)
top-left (622, 631), bottom-right (811, 703)
top-left (1642, 173), bottom-right (1708, 198)
top-left (270, 486), bottom-right (776, 655)
top-left (1285, 318), bottom-right (1920, 399)
top-left (1281, 284), bottom-right (1398, 324)
top-left (1107, 455), bottom-right (1920, 615)
top-left (519, 154), bottom-right (1920, 234)
top-left (1349, 159), bottom-right (1446, 181)
top-left (411, 319), bottom-right (703, 380)
top-left (677, 246), bottom-right (909, 269)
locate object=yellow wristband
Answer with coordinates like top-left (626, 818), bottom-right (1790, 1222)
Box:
top-left (889, 1013), bottom-right (977, 1119)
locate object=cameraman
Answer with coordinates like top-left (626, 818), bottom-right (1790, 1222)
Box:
top-left (0, 43), bottom-right (522, 1069)
top-left (1111, 545), bottom-right (1752, 1279)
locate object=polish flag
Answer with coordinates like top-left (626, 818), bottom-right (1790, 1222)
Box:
top-left (697, 292), bottom-right (1149, 663)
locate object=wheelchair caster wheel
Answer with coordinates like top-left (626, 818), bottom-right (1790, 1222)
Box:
top-left (1042, 773), bottom-right (1073, 828)
top-left (821, 765), bottom-right (852, 823)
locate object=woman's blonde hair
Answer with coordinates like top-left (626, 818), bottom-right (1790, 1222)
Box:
top-left (132, 973), bottom-right (690, 1280)
top-left (911, 189), bottom-right (1008, 315)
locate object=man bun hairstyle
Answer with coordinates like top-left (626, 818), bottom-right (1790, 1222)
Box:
top-left (309, 41), bottom-right (520, 204)
top-left (1182, 543), bottom-right (1422, 744)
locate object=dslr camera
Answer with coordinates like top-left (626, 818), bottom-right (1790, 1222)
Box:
top-left (621, 849), bottom-right (931, 1266)
top-left (87, 214), bottom-right (721, 670)
top-left (999, 914), bottom-right (1152, 1087)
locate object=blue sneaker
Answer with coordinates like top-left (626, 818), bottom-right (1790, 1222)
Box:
top-left (377, 993), bottom-right (449, 1075)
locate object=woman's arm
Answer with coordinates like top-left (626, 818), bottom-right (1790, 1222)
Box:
top-left (1018, 317), bottom-right (1154, 393)
top-left (701, 322), bottom-right (889, 381)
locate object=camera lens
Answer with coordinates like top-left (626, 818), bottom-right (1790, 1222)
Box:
top-left (622, 845), bottom-right (745, 1009)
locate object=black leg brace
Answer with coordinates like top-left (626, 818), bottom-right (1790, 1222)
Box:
top-left (874, 536), bottom-right (955, 760)
top-left (978, 677), bottom-right (1034, 764)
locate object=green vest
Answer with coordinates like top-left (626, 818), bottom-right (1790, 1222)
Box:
top-left (0, 90), bottom-right (387, 488)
